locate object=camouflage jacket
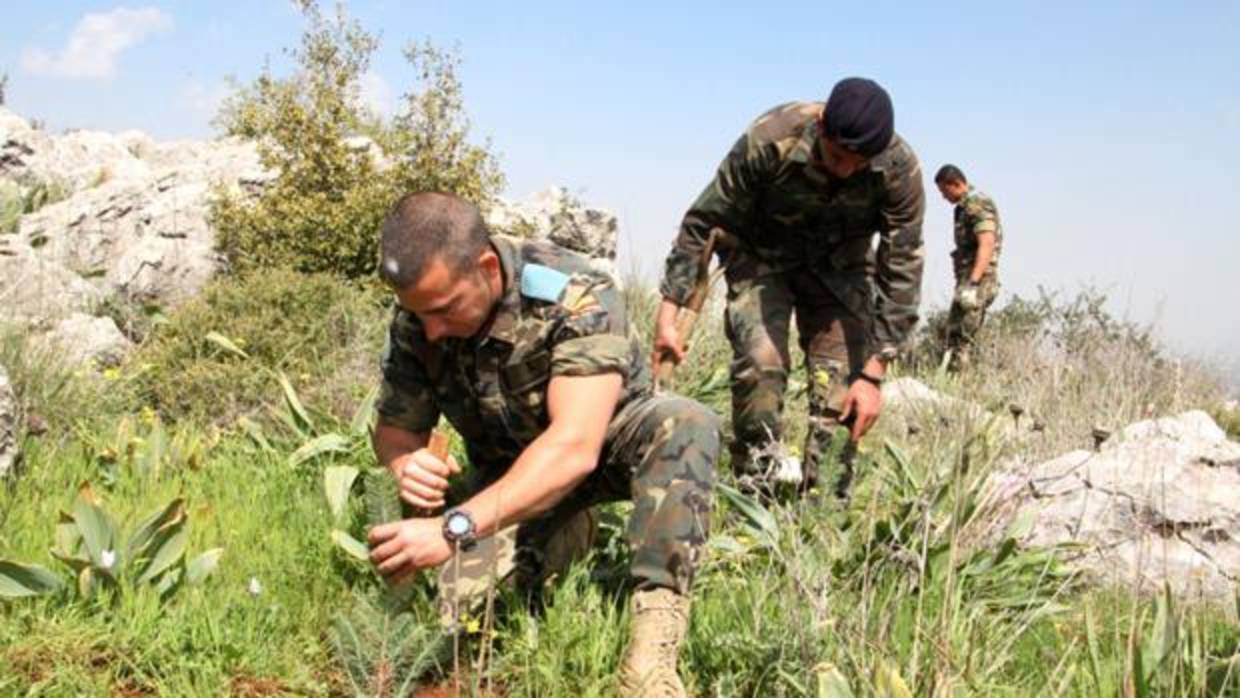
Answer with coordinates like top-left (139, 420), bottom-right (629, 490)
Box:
top-left (951, 187), bottom-right (1003, 282)
top-left (659, 101), bottom-right (926, 354)
top-left (376, 235), bottom-right (651, 474)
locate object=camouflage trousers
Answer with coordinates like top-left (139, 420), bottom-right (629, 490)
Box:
top-left (945, 275), bottom-right (999, 371)
top-left (724, 267), bottom-right (867, 496)
top-left (442, 393), bottom-right (720, 607)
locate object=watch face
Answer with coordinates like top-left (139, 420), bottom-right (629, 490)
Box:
top-left (446, 513), bottom-right (471, 537)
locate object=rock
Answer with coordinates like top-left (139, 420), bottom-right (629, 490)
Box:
top-left (880, 377), bottom-right (997, 435)
top-left (0, 244), bottom-right (104, 323)
top-left (11, 137), bottom-right (265, 312)
top-left (44, 313), bottom-right (133, 367)
top-left (1, 106), bottom-right (269, 334)
top-left (985, 410), bottom-right (1240, 601)
top-left (486, 186), bottom-right (620, 279)
top-left (0, 364), bottom-right (19, 478)
top-left (882, 377), bottom-right (957, 410)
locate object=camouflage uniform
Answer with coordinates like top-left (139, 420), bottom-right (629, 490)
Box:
top-left (946, 188), bottom-right (1003, 369)
top-left (377, 235), bottom-right (721, 595)
top-left (660, 102), bottom-right (924, 493)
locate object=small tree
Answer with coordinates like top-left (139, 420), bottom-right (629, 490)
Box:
top-left (211, 1), bottom-right (503, 279)
top-left (0, 72), bottom-right (8, 106)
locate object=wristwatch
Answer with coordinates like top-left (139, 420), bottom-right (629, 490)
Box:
top-left (442, 508), bottom-right (477, 551)
top-left (851, 371), bottom-right (883, 388)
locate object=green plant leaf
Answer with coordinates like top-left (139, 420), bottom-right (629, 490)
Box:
top-left (349, 385), bottom-right (379, 436)
top-left (127, 498), bottom-right (187, 571)
top-left (53, 514), bottom-right (83, 559)
top-left (277, 370), bottom-right (314, 432)
top-left (77, 566), bottom-right (97, 599)
top-left (71, 483), bottom-right (117, 568)
top-left (364, 470), bottom-right (402, 526)
top-left (331, 529), bottom-right (371, 562)
top-left (204, 331), bottom-right (250, 359)
top-left (1142, 583), bottom-right (1177, 676)
top-left (0, 560), bottom-right (64, 598)
top-left (139, 419), bottom-right (168, 477)
top-left (186, 548), bottom-right (224, 585)
top-left (325, 465), bottom-right (360, 523)
top-left (290, 433), bottom-right (351, 467)
top-left (717, 483), bottom-right (779, 546)
top-left (237, 416), bottom-right (274, 452)
top-left (136, 528), bottom-right (188, 585)
top-left (154, 567), bottom-right (182, 597)
top-left (815, 663), bottom-right (854, 698)
top-left (874, 660), bottom-right (914, 698)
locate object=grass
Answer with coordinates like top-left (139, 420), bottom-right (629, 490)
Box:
top-left (1, 282), bottom-right (1237, 696)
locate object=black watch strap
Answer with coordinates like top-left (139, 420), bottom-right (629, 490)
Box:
top-left (442, 509), bottom-right (477, 551)
top-left (851, 371), bottom-right (883, 388)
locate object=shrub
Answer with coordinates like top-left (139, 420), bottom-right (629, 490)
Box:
top-left (130, 269), bottom-right (387, 424)
top-left (210, 1), bottom-right (503, 280)
top-left (0, 324), bottom-right (131, 435)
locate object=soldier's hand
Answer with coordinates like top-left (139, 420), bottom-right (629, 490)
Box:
top-left (368, 517), bottom-right (452, 585)
top-left (394, 448), bottom-right (462, 511)
top-left (839, 379), bottom-right (882, 441)
top-left (651, 301), bottom-right (686, 370)
top-left (955, 282), bottom-right (981, 311)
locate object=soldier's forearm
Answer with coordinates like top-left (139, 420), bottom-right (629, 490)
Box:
top-left (969, 233), bottom-right (996, 283)
top-left (454, 429), bottom-right (599, 539)
top-left (871, 228), bottom-right (925, 350)
top-left (659, 216), bottom-right (717, 305)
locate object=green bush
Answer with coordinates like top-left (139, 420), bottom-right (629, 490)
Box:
top-left (130, 269), bottom-right (387, 424)
top-left (0, 324), bottom-right (131, 436)
top-left (210, 1), bottom-right (503, 280)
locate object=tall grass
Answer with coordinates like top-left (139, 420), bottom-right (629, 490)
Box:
top-left (1, 281), bottom-right (1236, 695)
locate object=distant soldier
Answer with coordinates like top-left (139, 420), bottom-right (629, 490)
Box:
top-left (653, 77), bottom-right (925, 499)
top-left (934, 165), bottom-right (1003, 370)
top-left (367, 192), bottom-right (721, 696)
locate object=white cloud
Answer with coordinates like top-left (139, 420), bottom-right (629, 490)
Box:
top-left (357, 70), bottom-right (396, 118)
top-left (20, 7), bottom-right (173, 80)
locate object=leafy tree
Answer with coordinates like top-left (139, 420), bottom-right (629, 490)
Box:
top-left (211, 1), bottom-right (503, 279)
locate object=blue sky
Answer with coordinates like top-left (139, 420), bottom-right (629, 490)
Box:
top-left (3, 1), bottom-right (1238, 365)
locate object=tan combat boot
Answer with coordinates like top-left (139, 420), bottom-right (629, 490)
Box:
top-left (618, 587), bottom-right (690, 697)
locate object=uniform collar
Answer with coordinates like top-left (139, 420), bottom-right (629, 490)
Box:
top-left (479, 235), bottom-right (523, 346)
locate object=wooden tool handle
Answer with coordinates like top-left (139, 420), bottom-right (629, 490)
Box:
top-left (427, 429), bottom-right (451, 461)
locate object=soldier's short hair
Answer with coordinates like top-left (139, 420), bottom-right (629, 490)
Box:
top-left (379, 192), bottom-right (490, 289)
top-left (934, 164), bottom-right (967, 185)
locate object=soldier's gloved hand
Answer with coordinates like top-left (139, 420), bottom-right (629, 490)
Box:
top-left (955, 282), bottom-right (981, 311)
top-left (394, 448), bottom-right (461, 511)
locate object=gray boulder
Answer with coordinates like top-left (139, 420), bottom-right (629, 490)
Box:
top-left (44, 313), bottom-right (133, 367)
top-left (986, 410), bottom-right (1240, 601)
top-left (486, 186), bottom-right (620, 279)
top-left (1, 108), bottom-right (269, 367)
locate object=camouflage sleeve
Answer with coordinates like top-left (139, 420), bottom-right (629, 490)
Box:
top-left (872, 146), bottom-right (926, 353)
top-left (550, 275), bottom-right (634, 378)
top-left (375, 310), bottom-right (440, 433)
top-left (659, 133), bottom-right (776, 305)
top-left (966, 195), bottom-right (998, 235)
